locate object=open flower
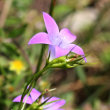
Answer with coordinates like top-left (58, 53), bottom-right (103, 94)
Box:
top-left (13, 88), bottom-right (65, 110)
top-left (9, 59), bottom-right (25, 74)
top-left (28, 12), bottom-right (86, 62)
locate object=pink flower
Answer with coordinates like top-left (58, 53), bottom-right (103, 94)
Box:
top-left (28, 12), bottom-right (86, 62)
top-left (13, 88), bottom-right (65, 110)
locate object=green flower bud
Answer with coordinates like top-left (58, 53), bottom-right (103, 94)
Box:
top-left (48, 54), bottom-right (85, 68)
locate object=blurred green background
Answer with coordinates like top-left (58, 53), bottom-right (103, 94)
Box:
top-left (0, 0), bottom-right (110, 110)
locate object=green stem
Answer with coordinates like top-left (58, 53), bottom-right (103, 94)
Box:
top-left (21, 87), bottom-right (33, 110)
top-left (49, 0), bottom-right (56, 16)
top-left (18, 0), bottom-right (57, 109)
top-left (18, 66), bottom-right (49, 110)
top-left (36, 44), bottom-right (46, 73)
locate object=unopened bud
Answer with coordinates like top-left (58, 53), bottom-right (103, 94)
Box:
top-left (48, 54), bottom-right (85, 68)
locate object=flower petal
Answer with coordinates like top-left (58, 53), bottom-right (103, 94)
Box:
top-left (65, 44), bottom-right (87, 62)
top-left (52, 44), bottom-right (86, 62)
top-left (43, 12), bottom-right (59, 35)
top-left (28, 32), bottom-right (51, 45)
top-left (48, 45), bottom-right (56, 61)
top-left (41, 97), bottom-right (45, 103)
top-left (13, 95), bottom-right (33, 104)
top-left (43, 97), bottom-right (66, 110)
top-left (60, 28), bottom-right (76, 45)
top-left (23, 95), bottom-right (33, 104)
top-left (66, 44), bottom-right (84, 55)
top-left (45, 109), bottom-right (64, 110)
top-left (30, 88), bottom-right (41, 102)
top-left (55, 46), bottom-right (70, 58)
top-left (57, 109), bottom-right (64, 110)
top-left (43, 108), bottom-right (64, 110)
top-left (13, 95), bottom-right (22, 102)
top-left (49, 45), bottom-right (71, 60)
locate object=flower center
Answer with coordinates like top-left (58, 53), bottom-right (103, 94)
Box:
top-left (49, 34), bottom-right (62, 46)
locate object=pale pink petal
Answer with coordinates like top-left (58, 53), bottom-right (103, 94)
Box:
top-left (55, 44), bottom-right (86, 62)
top-left (30, 88), bottom-right (41, 102)
top-left (43, 97), bottom-right (66, 110)
top-left (13, 95), bottom-right (33, 104)
top-left (60, 28), bottom-right (76, 45)
top-left (13, 95), bottom-right (22, 102)
top-left (41, 97), bottom-right (45, 103)
top-left (65, 44), bottom-right (87, 62)
top-left (43, 108), bottom-right (64, 110)
top-left (45, 109), bottom-right (64, 110)
top-left (55, 46), bottom-right (70, 58)
top-left (57, 109), bottom-right (64, 110)
top-left (23, 95), bottom-right (33, 104)
top-left (43, 12), bottom-right (59, 35)
top-left (48, 45), bottom-right (56, 61)
top-left (65, 44), bottom-right (84, 55)
top-left (43, 97), bottom-right (59, 109)
top-left (28, 32), bottom-right (51, 45)
top-left (43, 12), bottom-right (61, 46)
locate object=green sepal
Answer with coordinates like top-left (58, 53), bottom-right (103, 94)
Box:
top-left (48, 55), bottom-right (85, 68)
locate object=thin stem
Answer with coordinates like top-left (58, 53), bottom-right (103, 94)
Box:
top-left (21, 84), bottom-right (34, 110)
top-left (35, 0), bottom-right (56, 73)
top-left (36, 44), bottom-right (46, 73)
top-left (49, 0), bottom-right (56, 16)
top-left (18, 66), bottom-right (49, 110)
top-left (18, 0), bottom-right (57, 109)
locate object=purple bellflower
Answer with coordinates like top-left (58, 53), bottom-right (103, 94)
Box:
top-left (13, 88), bottom-right (65, 110)
top-left (28, 12), bottom-right (86, 62)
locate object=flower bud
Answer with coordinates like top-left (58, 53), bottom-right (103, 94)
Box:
top-left (48, 54), bottom-right (85, 68)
